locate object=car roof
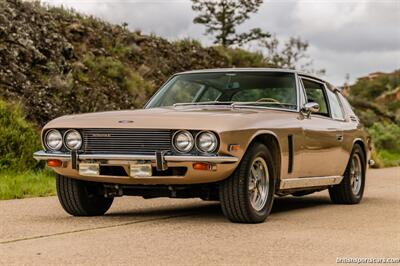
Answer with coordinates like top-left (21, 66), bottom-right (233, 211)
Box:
top-left (176, 68), bottom-right (326, 83)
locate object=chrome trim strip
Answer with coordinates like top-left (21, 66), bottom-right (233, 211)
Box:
top-left (230, 105), bottom-right (298, 113)
top-left (174, 104), bottom-right (298, 113)
top-left (177, 68), bottom-right (298, 75)
top-left (294, 72), bottom-right (301, 112)
top-left (279, 176), bottom-right (343, 190)
top-left (33, 150), bottom-right (238, 163)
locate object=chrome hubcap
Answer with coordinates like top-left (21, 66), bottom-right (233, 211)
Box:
top-left (350, 153), bottom-right (362, 195)
top-left (248, 157), bottom-right (269, 211)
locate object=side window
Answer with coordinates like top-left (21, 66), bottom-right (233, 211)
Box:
top-left (337, 93), bottom-right (356, 117)
top-left (326, 89), bottom-right (345, 120)
top-left (301, 79), bottom-right (329, 116)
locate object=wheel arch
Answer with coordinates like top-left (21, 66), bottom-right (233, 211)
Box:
top-left (350, 138), bottom-right (368, 172)
top-left (247, 131), bottom-right (282, 184)
top-left (352, 138), bottom-right (367, 161)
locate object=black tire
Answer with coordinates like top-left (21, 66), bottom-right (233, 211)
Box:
top-left (219, 142), bottom-right (276, 223)
top-left (56, 175), bottom-right (113, 216)
top-left (329, 144), bottom-right (366, 204)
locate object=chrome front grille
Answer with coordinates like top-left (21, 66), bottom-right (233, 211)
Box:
top-left (82, 129), bottom-right (171, 155)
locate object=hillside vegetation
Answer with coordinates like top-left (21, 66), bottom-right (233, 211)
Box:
top-left (0, 0), bottom-right (269, 126)
top-left (0, 0), bottom-right (398, 198)
top-left (348, 70), bottom-right (400, 167)
top-left (0, 0), bottom-right (270, 198)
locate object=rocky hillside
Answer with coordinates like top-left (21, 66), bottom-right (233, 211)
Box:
top-left (0, 0), bottom-right (398, 170)
top-left (0, 0), bottom-right (268, 126)
top-left (2, 0), bottom-right (397, 128)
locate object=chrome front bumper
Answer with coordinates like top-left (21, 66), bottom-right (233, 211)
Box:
top-left (33, 150), bottom-right (239, 164)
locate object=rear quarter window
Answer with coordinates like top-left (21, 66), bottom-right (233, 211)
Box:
top-left (337, 93), bottom-right (357, 118)
top-left (326, 89), bottom-right (345, 120)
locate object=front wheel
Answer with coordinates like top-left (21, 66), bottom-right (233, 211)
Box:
top-left (56, 175), bottom-right (113, 216)
top-left (219, 143), bottom-right (276, 223)
top-left (329, 144), bottom-right (366, 204)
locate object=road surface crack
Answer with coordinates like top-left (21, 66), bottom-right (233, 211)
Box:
top-left (0, 213), bottom-right (194, 245)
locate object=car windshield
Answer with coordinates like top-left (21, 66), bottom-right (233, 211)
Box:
top-left (145, 72), bottom-right (297, 110)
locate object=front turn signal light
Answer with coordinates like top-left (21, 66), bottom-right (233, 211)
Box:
top-left (193, 162), bottom-right (216, 171)
top-left (228, 144), bottom-right (241, 152)
top-left (47, 159), bottom-right (62, 168)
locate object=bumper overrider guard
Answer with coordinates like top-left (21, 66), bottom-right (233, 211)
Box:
top-left (33, 150), bottom-right (239, 171)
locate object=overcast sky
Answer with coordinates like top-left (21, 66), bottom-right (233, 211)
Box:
top-left (43, 0), bottom-right (400, 85)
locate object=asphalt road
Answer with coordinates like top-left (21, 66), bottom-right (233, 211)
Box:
top-left (0, 167), bottom-right (399, 265)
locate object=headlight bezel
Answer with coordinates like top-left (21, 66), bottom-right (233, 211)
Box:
top-left (63, 129), bottom-right (83, 151)
top-left (195, 131), bottom-right (219, 153)
top-left (44, 129), bottom-right (63, 151)
top-left (172, 130), bottom-right (195, 153)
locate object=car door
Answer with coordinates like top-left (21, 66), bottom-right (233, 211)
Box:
top-left (298, 77), bottom-right (346, 177)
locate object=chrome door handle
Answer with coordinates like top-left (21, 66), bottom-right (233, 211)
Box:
top-left (336, 134), bottom-right (343, 141)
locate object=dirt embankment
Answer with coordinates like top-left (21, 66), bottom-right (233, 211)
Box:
top-left (0, 0), bottom-right (260, 126)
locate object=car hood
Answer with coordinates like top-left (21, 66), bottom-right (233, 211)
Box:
top-left (43, 107), bottom-right (294, 132)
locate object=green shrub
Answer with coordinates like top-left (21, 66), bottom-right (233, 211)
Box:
top-left (0, 100), bottom-right (42, 171)
top-left (83, 55), bottom-right (154, 108)
top-left (124, 71), bottom-right (155, 108)
top-left (173, 38), bottom-right (203, 50)
top-left (215, 46), bottom-right (268, 67)
top-left (368, 122), bottom-right (400, 167)
top-left (368, 123), bottom-right (400, 153)
top-left (350, 70), bottom-right (400, 101)
top-left (84, 56), bottom-right (126, 81)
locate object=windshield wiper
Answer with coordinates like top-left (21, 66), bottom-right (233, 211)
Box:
top-left (173, 101), bottom-right (297, 110)
top-left (231, 102), bottom-right (297, 109)
top-left (173, 101), bottom-right (233, 107)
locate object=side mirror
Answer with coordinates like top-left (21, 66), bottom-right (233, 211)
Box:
top-left (301, 102), bottom-right (320, 118)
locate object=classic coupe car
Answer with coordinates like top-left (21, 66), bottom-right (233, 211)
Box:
top-left (34, 68), bottom-right (372, 223)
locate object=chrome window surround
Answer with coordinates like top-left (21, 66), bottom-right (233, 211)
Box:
top-left (146, 71), bottom-right (301, 113)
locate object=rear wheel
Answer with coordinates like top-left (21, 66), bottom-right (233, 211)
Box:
top-left (56, 175), bottom-right (113, 216)
top-left (219, 143), bottom-right (276, 223)
top-left (329, 144), bottom-right (366, 204)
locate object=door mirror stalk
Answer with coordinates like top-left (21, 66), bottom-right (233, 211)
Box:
top-left (301, 102), bottom-right (320, 118)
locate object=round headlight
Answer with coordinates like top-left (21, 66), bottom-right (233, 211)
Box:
top-left (45, 129), bottom-right (63, 151)
top-left (173, 130), bottom-right (194, 153)
top-left (64, 130), bottom-right (82, 150)
top-left (196, 131), bottom-right (218, 153)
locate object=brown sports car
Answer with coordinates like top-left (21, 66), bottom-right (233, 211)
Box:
top-left (34, 68), bottom-right (372, 223)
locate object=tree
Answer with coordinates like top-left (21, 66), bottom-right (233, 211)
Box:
top-left (191, 0), bottom-right (269, 47)
top-left (261, 35), bottom-right (325, 75)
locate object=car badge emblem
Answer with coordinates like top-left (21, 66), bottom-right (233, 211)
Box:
top-left (91, 134), bottom-right (111, 137)
top-left (118, 120), bottom-right (134, 124)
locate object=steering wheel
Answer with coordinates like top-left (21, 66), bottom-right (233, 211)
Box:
top-left (256, 98), bottom-right (280, 103)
